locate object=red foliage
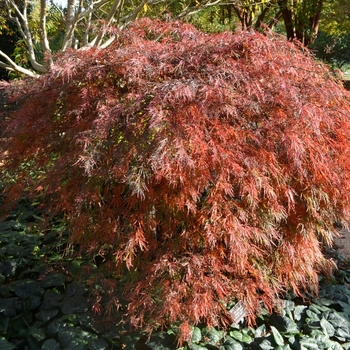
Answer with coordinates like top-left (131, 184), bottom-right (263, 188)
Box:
top-left (2, 18), bottom-right (350, 342)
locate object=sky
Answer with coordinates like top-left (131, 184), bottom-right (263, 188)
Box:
top-left (52, 0), bottom-right (67, 7)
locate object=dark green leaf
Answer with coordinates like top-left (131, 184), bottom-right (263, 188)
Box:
top-left (258, 338), bottom-right (274, 350)
top-left (298, 337), bottom-right (319, 349)
top-left (271, 326), bottom-right (284, 346)
top-left (340, 342), bottom-right (350, 350)
top-left (0, 338), bottom-right (16, 350)
top-left (313, 298), bottom-right (334, 308)
top-left (60, 313), bottom-right (79, 326)
top-left (65, 282), bottom-right (87, 297)
top-left (60, 295), bottom-right (89, 314)
top-left (58, 328), bottom-right (86, 348)
top-left (308, 304), bottom-right (322, 315)
top-left (121, 333), bottom-right (143, 349)
top-left (102, 324), bottom-right (120, 340)
top-left (87, 338), bottom-right (109, 350)
top-left (89, 324), bottom-right (106, 337)
top-left (0, 261), bottom-right (17, 277)
top-left (288, 334), bottom-right (303, 350)
top-left (305, 310), bottom-right (320, 322)
top-left (6, 244), bottom-right (25, 257)
top-left (42, 339), bottom-right (61, 350)
top-left (146, 331), bottom-right (177, 349)
top-left (270, 313), bottom-right (294, 333)
top-left (28, 326), bottom-right (46, 341)
top-left (303, 320), bottom-right (321, 335)
top-left (35, 308), bottom-right (59, 323)
top-left (0, 315), bottom-right (9, 332)
top-left (326, 310), bottom-right (350, 327)
top-left (40, 273), bottom-right (67, 288)
top-left (12, 279), bottom-right (43, 298)
top-left (254, 324), bottom-right (266, 338)
top-left (335, 327), bottom-right (350, 340)
top-left (319, 338), bottom-right (342, 350)
top-left (78, 313), bottom-right (94, 328)
top-left (18, 208), bottom-right (36, 222)
top-left (230, 330), bottom-right (244, 342)
top-left (47, 319), bottom-right (63, 336)
top-left (66, 260), bottom-right (83, 275)
top-left (191, 327), bottom-right (202, 343)
top-left (42, 231), bottom-right (59, 244)
top-left (41, 291), bottom-right (65, 309)
top-left (0, 221), bottom-right (22, 232)
top-left (10, 312), bottom-right (32, 336)
top-left (282, 300), bottom-right (295, 319)
top-left (222, 336), bottom-right (245, 350)
top-left (229, 330), bottom-right (250, 344)
top-left (320, 317), bottom-right (335, 337)
top-left (293, 305), bottom-right (308, 322)
top-left (0, 298), bottom-right (17, 317)
top-left (189, 344), bottom-right (208, 350)
top-left (202, 327), bottom-right (224, 345)
top-left (0, 275), bottom-right (5, 285)
top-left (309, 329), bottom-right (327, 343)
top-left (26, 295), bottom-right (42, 310)
top-left (62, 342), bottom-right (85, 350)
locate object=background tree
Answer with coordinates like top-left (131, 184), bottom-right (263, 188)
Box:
top-left (2, 19), bottom-right (350, 343)
top-left (186, 0), bottom-right (331, 47)
top-left (231, 0), bottom-right (280, 31)
top-left (2, 0), bottom-right (348, 78)
top-left (310, 31), bottom-right (350, 70)
top-left (0, 0), bottom-right (231, 77)
top-left (1, 0), bottom-right (154, 76)
top-left (0, 3), bottom-right (22, 80)
top-left (320, 0), bottom-right (350, 35)
top-left (277, 0), bottom-right (324, 46)
top-left (309, 0), bottom-right (350, 71)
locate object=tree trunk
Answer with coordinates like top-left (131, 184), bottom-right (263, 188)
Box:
top-left (278, 0), bottom-right (324, 46)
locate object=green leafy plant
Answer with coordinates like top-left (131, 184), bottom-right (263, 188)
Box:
top-left (2, 18), bottom-right (350, 344)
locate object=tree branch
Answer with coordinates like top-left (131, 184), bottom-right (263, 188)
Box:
top-left (40, 0), bottom-right (53, 68)
top-left (4, 0), bottom-right (47, 73)
top-left (61, 0), bottom-right (79, 51)
top-left (0, 51), bottom-right (39, 78)
top-left (119, 0), bottom-right (148, 28)
top-left (91, 0), bottom-right (124, 47)
top-left (176, 0), bottom-right (223, 18)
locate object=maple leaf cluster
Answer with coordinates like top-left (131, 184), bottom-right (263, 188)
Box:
top-left (2, 18), bottom-right (350, 343)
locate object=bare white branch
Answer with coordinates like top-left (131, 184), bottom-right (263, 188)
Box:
top-left (91, 0), bottom-right (123, 47)
top-left (0, 51), bottom-right (39, 78)
top-left (4, 0), bottom-right (47, 73)
top-left (40, 0), bottom-right (53, 68)
top-left (1, 0), bottom-right (276, 77)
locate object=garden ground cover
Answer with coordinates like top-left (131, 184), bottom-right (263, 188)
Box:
top-left (1, 198), bottom-right (350, 349)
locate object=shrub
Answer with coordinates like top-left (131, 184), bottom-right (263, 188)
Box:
top-left (2, 18), bottom-right (350, 343)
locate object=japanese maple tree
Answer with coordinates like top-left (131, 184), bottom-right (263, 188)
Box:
top-left (2, 18), bottom-right (350, 343)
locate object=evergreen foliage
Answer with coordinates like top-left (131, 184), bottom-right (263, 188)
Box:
top-left (2, 19), bottom-right (350, 343)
